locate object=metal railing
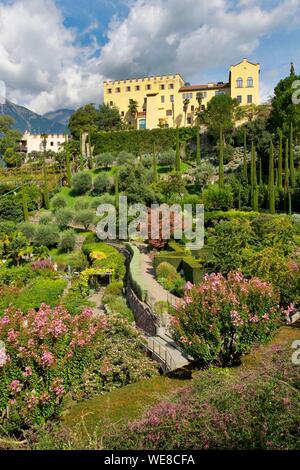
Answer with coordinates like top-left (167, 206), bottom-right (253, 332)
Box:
top-left (147, 337), bottom-right (176, 373)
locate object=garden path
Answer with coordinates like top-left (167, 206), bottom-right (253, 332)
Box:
top-left (88, 288), bottom-right (106, 317)
top-left (138, 247), bottom-right (170, 305)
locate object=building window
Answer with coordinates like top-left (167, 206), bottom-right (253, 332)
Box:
top-left (126, 86), bottom-right (131, 92)
top-left (170, 95), bottom-right (174, 102)
top-left (247, 95), bottom-right (253, 104)
top-left (166, 110), bottom-right (173, 116)
top-left (247, 77), bottom-right (253, 87)
top-left (169, 83), bottom-right (174, 89)
top-left (116, 87), bottom-right (121, 93)
top-left (139, 119), bottom-right (146, 130)
top-left (237, 95), bottom-right (242, 104)
top-left (135, 85), bottom-right (140, 91)
top-left (50, 142), bottom-right (54, 146)
top-left (146, 84), bottom-right (151, 90)
top-left (109, 101), bottom-right (113, 106)
top-left (236, 77), bottom-right (243, 88)
top-left (108, 88), bottom-right (112, 94)
top-left (160, 84), bottom-right (165, 90)
top-left (182, 93), bottom-right (193, 100)
top-left (201, 105), bottom-right (205, 111)
top-left (161, 96), bottom-right (165, 103)
top-left (121, 111), bottom-right (125, 117)
top-left (191, 105), bottom-right (195, 112)
top-left (187, 117), bottom-right (192, 124)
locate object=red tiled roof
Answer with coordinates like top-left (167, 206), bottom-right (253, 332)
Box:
top-left (179, 83), bottom-right (230, 92)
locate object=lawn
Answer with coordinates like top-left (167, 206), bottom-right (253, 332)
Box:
top-left (62, 375), bottom-right (191, 437)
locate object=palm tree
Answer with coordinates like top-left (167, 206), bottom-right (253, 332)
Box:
top-left (183, 98), bottom-right (190, 126)
top-left (128, 99), bottom-right (139, 127)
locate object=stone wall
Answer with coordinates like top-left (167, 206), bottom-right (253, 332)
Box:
top-left (127, 285), bottom-right (158, 336)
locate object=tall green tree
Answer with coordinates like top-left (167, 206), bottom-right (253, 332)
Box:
top-left (268, 140), bottom-right (275, 214)
top-left (204, 94), bottom-right (239, 141)
top-left (88, 131), bottom-right (93, 170)
top-left (196, 123), bottom-right (201, 166)
top-left (115, 171), bottom-right (119, 208)
top-left (152, 144), bottom-right (158, 183)
top-left (219, 125), bottom-right (224, 189)
top-left (277, 129), bottom-right (283, 189)
top-left (175, 128), bottom-right (181, 172)
top-left (284, 138), bottom-right (290, 213)
top-left (269, 64), bottom-right (300, 136)
top-left (250, 142), bottom-right (258, 211)
top-left (289, 123), bottom-right (296, 188)
top-left (65, 136), bottom-right (72, 186)
top-left (22, 186), bottom-right (29, 221)
top-left (79, 130), bottom-right (84, 171)
top-left (41, 134), bottom-right (50, 210)
top-left (243, 129), bottom-right (248, 181)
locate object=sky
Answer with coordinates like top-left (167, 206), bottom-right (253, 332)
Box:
top-left (0, 0), bottom-right (300, 114)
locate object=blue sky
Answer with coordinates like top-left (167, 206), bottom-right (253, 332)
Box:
top-left (0, 0), bottom-right (300, 113)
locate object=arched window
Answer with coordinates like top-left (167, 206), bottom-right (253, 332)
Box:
top-left (247, 77), bottom-right (254, 87)
top-left (236, 77), bottom-right (243, 88)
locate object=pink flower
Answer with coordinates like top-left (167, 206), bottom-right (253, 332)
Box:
top-left (184, 296), bottom-right (192, 305)
top-left (185, 282), bottom-right (194, 291)
top-left (180, 336), bottom-right (189, 344)
top-left (23, 366), bottom-right (33, 377)
top-left (0, 316), bottom-right (10, 325)
top-left (10, 379), bottom-right (22, 394)
top-left (230, 310), bottom-right (244, 327)
top-left (41, 351), bottom-right (55, 367)
top-left (262, 313), bottom-right (269, 321)
top-left (7, 329), bottom-right (19, 343)
top-left (250, 315), bottom-right (259, 323)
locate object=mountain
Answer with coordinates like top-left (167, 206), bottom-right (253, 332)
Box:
top-left (0, 100), bottom-right (68, 134)
top-left (43, 109), bottom-right (74, 127)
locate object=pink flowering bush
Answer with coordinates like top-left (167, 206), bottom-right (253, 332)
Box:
top-left (171, 272), bottom-right (281, 366)
top-left (0, 304), bottom-right (107, 430)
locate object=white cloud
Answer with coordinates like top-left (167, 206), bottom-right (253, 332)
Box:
top-left (0, 0), bottom-right (104, 113)
top-left (0, 0), bottom-right (300, 113)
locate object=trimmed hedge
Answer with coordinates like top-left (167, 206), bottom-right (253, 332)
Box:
top-left (126, 244), bottom-right (148, 302)
top-left (205, 210), bottom-right (260, 226)
top-left (92, 127), bottom-right (196, 156)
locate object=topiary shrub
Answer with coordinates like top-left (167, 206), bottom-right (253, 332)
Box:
top-left (18, 222), bottom-right (36, 242)
top-left (51, 195), bottom-right (67, 211)
top-left (203, 185), bottom-right (234, 211)
top-left (59, 230), bottom-right (76, 253)
top-left (71, 171), bottom-right (92, 195)
top-left (55, 208), bottom-right (74, 229)
top-left (92, 173), bottom-right (111, 196)
top-left (33, 224), bottom-right (60, 248)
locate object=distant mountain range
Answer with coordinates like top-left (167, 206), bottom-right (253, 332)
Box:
top-left (0, 100), bottom-right (74, 134)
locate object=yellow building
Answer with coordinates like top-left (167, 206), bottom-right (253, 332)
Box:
top-left (103, 58), bottom-right (260, 130)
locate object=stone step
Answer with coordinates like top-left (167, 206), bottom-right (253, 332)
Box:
top-left (147, 335), bottom-right (190, 372)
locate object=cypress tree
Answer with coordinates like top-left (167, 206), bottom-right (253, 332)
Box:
top-left (65, 136), bottom-right (72, 187)
top-left (251, 142), bottom-right (258, 211)
top-left (278, 129), bottom-right (283, 189)
top-left (175, 127), bottom-right (181, 172)
top-left (268, 140), bottom-right (275, 214)
top-left (152, 143), bottom-right (158, 183)
top-left (243, 129), bottom-right (248, 181)
top-left (22, 186), bottom-right (28, 221)
top-left (79, 131), bottom-right (84, 171)
top-left (259, 155), bottom-right (263, 186)
top-left (196, 123), bottom-right (201, 166)
top-left (41, 135), bottom-right (50, 209)
top-left (88, 131), bottom-right (93, 170)
top-left (219, 125), bottom-right (224, 189)
top-left (238, 182), bottom-right (242, 211)
top-left (284, 138), bottom-right (290, 213)
top-left (115, 171), bottom-right (119, 208)
top-left (290, 123), bottom-right (296, 188)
